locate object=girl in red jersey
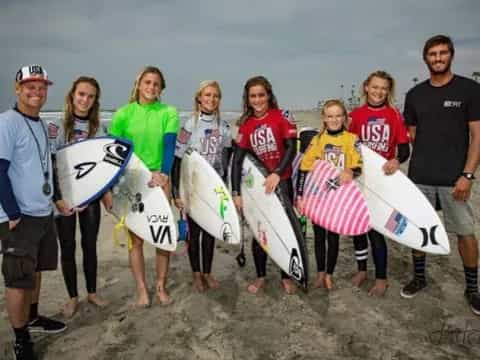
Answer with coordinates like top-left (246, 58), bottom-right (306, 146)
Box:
top-left (348, 70), bottom-right (410, 296)
top-left (231, 76), bottom-right (298, 294)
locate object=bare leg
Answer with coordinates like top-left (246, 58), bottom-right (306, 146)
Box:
top-left (6, 288), bottom-right (32, 328)
top-left (155, 248), bottom-right (172, 305)
top-left (128, 233), bottom-right (150, 307)
top-left (458, 235), bottom-right (478, 267)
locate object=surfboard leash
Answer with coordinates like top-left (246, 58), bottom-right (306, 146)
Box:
top-left (236, 213), bottom-right (246, 267)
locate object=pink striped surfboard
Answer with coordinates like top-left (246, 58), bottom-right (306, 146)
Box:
top-left (303, 161), bottom-right (371, 236)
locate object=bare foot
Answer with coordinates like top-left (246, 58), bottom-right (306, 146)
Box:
top-left (281, 278), bottom-right (297, 295)
top-left (87, 293), bottom-right (109, 308)
top-left (247, 278), bottom-right (265, 294)
top-left (193, 272), bottom-right (205, 293)
top-left (324, 274), bottom-right (334, 290)
top-left (203, 273), bottom-right (220, 289)
top-left (351, 271), bottom-right (368, 288)
top-left (62, 298), bottom-right (78, 319)
top-left (312, 272), bottom-right (326, 289)
top-left (156, 286), bottom-right (173, 306)
top-left (135, 290), bottom-right (150, 308)
top-left (368, 279), bottom-right (389, 297)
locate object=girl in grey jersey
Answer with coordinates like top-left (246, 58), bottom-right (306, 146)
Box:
top-left (49, 77), bottom-right (111, 318)
top-left (172, 80), bottom-right (232, 292)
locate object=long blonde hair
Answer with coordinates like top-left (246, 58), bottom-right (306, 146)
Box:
top-left (360, 70), bottom-right (396, 107)
top-left (63, 76), bottom-right (101, 142)
top-left (193, 80), bottom-right (222, 126)
top-left (128, 66), bottom-right (166, 103)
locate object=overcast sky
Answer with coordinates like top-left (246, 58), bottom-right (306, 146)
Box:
top-left (1, 0), bottom-right (479, 111)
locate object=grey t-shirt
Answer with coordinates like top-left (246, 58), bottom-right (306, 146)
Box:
top-left (0, 109), bottom-right (53, 221)
top-left (175, 113), bottom-right (232, 176)
top-left (48, 116), bottom-right (105, 152)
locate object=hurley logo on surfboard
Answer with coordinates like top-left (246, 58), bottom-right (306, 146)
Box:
top-left (289, 249), bottom-right (304, 282)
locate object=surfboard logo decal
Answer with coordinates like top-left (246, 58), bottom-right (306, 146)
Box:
top-left (420, 225), bottom-right (439, 248)
top-left (220, 223), bottom-right (232, 242)
top-left (242, 168), bottom-right (254, 188)
top-left (131, 193), bottom-right (145, 213)
top-left (74, 162), bottom-right (97, 180)
top-left (214, 187), bottom-right (229, 219)
top-left (149, 225), bottom-right (172, 245)
top-left (289, 249), bottom-right (303, 281)
top-left (385, 210), bottom-right (407, 235)
top-left (103, 141), bottom-right (130, 167)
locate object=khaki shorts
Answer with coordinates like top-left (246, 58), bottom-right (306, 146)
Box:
top-left (1, 214), bottom-right (58, 289)
top-left (417, 184), bottom-right (475, 236)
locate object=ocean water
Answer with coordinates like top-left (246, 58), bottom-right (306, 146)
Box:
top-left (40, 111), bottom-right (241, 132)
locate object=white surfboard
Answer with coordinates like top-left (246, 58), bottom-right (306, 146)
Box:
top-left (179, 148), bottom-right (241, 244)
top-left (110, 153), bottom-right (177, 251)
top-left (241, 154), bottom-right (308, 288)
top-left (356, 145), bottom-right (450, 255)
top-left (55, 137), bottom-right (133, 208)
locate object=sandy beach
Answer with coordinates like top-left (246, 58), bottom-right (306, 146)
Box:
top-left (1, 111), bottom-right (479, 360)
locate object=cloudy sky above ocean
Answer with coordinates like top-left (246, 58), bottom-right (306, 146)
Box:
top-left (1, 0), bottom-right (479, 110)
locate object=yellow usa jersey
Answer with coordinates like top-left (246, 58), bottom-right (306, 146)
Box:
top-left (300, 130), bottom-right (363, 171)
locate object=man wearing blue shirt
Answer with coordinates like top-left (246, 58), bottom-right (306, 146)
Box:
top-left (0, 65), bottom-right (66, 360)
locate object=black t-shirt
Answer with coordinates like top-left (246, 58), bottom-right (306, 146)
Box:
top-left (404, 75), bottom-right (480, 186)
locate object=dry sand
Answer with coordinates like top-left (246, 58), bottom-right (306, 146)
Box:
top-left (1, 111), bottom-right (480, 360)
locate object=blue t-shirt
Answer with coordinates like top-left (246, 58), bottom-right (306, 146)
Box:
top-left (0, 109), bottom-right (53, 221)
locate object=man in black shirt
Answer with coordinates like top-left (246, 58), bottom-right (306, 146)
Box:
top-left (401, 35), bottom-right (480, 316)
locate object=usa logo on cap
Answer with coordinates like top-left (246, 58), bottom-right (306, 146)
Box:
top-left (15, 64), bottom-right (53, 85)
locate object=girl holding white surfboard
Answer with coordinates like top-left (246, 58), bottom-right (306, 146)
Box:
top-left (172, 80), bottom-right (232, 292)
top-left (109, 66), bottom-right (179, 307)
top-left (231, 76), bottom-right (299, 295)
top-left (296, 99), bottom-right (363, 290)
top-left (348, 71), bottom-right (410, 296)
top-left (51, 76), bottom-right (111, 318)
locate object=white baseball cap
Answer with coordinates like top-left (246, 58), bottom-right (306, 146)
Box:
top-left (15, 64), bottom-right (53, 85)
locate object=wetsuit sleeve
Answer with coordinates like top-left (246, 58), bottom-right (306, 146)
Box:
top-left (274, 138), bottom-right (296, 175)
top-left (231, 146), bottom-right (247, 195)
top-left (221, 145), bottom-right (233, 182)
top-left (396, 143), bottom-right (410, 163)
top-left (403, 91), bottom-right (417, 127)
top-left (300, 136), bottom-right (320, 171)
top-left (0, 159), bottom-right (21, 220)
top-left (161, 133), bottom-right (177, 174)
top-left (296, 170), bottom-right (307, 197)
top-left (51, 154), bottom-right (63, 202)
top-left (171, 156), bottom-right (182, 200)
top-left (160, 108), bottom-right (180, 174)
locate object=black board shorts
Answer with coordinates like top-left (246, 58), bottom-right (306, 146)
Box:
top-left (1, 214), bottom-right (57, 289)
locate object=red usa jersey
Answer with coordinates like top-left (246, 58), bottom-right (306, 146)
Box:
top-left (236, 109), bottom-right (297, 179)
top-left (349, 104), bottom-right (409, 160)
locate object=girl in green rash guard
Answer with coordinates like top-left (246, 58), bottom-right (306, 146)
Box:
top-left (109, 66), bottom-right (179, 306)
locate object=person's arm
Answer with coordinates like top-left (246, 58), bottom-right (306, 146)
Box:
top-left (231, 146), bottom-right (247, 195)
top-left (221, 145), bottom-right (233, 183)
top-left (0, 159), bottom-right (21, 221)
top-left (273, 138), bottom-right (296, 176)
top-left (160, 133), bottom-right (177, 175)
top-left (171, 156), bottom-right (182, 200)
top-left (452, 121), bottom-right (480, 201)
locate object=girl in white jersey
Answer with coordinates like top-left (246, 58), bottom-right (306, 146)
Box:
top-left (172, 81), bottom-right (232, 292)
top-left (52, 76), bottom-right (112, 318)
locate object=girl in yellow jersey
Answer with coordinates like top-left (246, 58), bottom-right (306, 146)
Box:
top-left (296, 99), bottom-right (362, 289)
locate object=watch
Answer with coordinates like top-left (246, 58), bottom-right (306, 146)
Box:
top-left (461, 172), bottom-right (476, 180)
